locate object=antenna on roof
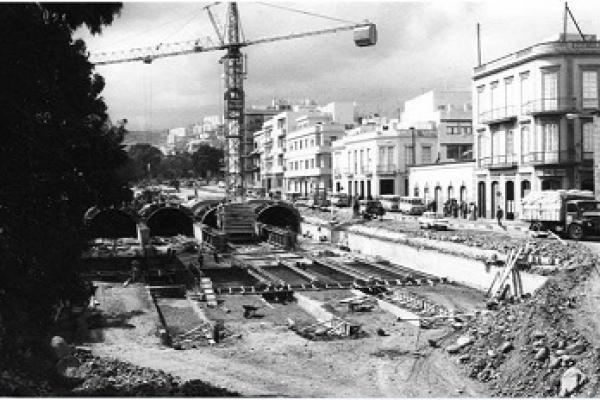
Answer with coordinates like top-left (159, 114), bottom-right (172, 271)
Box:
top-left (476, 22), bottom-right (482, 67)
top-left (564, 2), bottom-right (587, 42)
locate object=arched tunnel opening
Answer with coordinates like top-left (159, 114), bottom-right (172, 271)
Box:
top-left (256, 204), bottom-right (301, 233)
top-left (86, 208), bottom-right (137, 239)
top-left (198, 207), bottom-right (218, 229)
top-left (146, 207), bottom-right (194, 237)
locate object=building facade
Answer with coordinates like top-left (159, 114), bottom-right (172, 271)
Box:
top-left (473, 33), bottom-right (600, 219)
top-left (332, 119), bottom-right (438, 199)
top-left (408, 161), bottom-right (475, 213)
top-left (284, 111), bottom-right (345, 197)
top-left (400, 90), bottom-right (473, 163)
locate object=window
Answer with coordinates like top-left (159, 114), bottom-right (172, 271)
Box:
top-left (491, 81), bottom-right (501, 118)
top-left (359, 149), bottom-right (364, 172)
top-left (447, 125), bottom-right (460, 135)
top-left (520, 72), bottom-right (531, 108)
top-left (505, 77), bottom-right (514, 114)
top-left (583, 71), bottom-right (598, 108)
top-left (354, 150), bottom-right (358, 173)
top-left (310, 139), bottom-right (314, 147)
top-left (583, 122), bottom-right (594, 156)
top-left (405, 146), bottom-right (414, 165)
top-left (366, 148), bottom-right (371, 169)
top-left (299, 140), bottom-right (303, 150)
top-left (310, 159), bottom-right (314, 168)
top-left (477, 85), bottom-right (485, 122)
top-left (462, 126), bottom-right (472, 135)
top-left (506, 130), bottom-right (514, 161)
top-left (305, 160), bottom-right (309, 169)
top-left (387, 146), bottom-right (395, 167)
top-left (521, 126), bottom-right (530, 162)
top-left (544, 123), bottom-right (559, 162)
top-left (542, 71), bottom-right (558, 110)
top-left (421, 146), bottom-right (432, 164)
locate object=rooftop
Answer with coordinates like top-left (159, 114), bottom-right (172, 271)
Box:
top-left (474, 34), bottom-right (600, 78)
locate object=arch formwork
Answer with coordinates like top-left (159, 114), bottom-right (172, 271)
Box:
top-left (146, 206), bottom-right (194, 237)
top-left (85, 207), bottom-right (138, 239)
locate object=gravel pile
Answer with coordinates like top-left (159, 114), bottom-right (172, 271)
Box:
top-left (444, 265), bottom-right (600, 397)
top-left (0, 350), bottom-right (238, 396)
top-left (70, 350), bottom-right (238, 396)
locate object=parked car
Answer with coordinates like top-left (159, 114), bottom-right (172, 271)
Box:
top-left (359, 200), bottom-right (385, 219)
top-left (418, 212), bottom-right (450, 230)
top-left (217, 181), bottom-right (226, 189)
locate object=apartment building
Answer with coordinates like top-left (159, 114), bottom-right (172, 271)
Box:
top-left (400, 90), bottom-right (473, 162)
top-left (284, 111), bottom-right (346, 197)
top-left (473, 33), bottom-right (600, 219)
top-left (332, 118), bottom-right (438, 198)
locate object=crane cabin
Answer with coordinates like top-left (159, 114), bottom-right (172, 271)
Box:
top-left (353, 24), bottom-right (377, 47)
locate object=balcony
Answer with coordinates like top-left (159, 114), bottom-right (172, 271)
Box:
top-left (523, 97), bottom-right (576, 115)
top-left (376, 164), bottom-right (397, 175)
top-left (488, 154), bottom-right (518, 169)
top-left (479, 105), bottom-right (518, 124)
top-left (343, 168), bottom-right (354, 178)
top-left (521, 150), bottom-right (574, 165)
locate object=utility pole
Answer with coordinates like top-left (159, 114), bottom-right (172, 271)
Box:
top-left (410, 127), bottom-right (416, 166)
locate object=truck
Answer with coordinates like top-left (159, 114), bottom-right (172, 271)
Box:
top-left (520, 190), bottom-right (600, 240)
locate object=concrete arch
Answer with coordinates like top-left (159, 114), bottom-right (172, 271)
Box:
top-left (255, 201), bottom-right (301, 232)
top-left (197, 205), bottom-right (219, 229)
top-left (85, 208), bottom-right (138, 239)
top-left (146, 206), bottom-right (194, 237)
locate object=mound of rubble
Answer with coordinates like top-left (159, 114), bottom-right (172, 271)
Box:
top-left (445, 265), bottom-right (600, 397)
top-left (1, 350), bottom-right (238, 396)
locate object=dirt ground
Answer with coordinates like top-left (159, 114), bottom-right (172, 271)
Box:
top-left (85, 281), bottom-right (489, 397)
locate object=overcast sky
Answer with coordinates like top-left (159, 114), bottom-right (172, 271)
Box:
top-left (75, 0), bottom-right (600, 131)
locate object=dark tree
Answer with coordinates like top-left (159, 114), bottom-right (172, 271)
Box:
top-left (156, 152), bottom-right (194, 180)
top-left (192, 144), bottom-right (224, 178)
top-left (128, 143), bottom-right (164, 180)
top-left (0, 3), bottom-right (126, 359)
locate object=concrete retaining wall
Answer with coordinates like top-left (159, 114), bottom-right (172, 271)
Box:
top-left (345, 231), bottom-right (547, 294)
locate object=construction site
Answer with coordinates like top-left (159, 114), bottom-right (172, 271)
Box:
top-left (6, 2), bottom-right (600, 398)
top-left (22, 184), bottom-right (589, 397)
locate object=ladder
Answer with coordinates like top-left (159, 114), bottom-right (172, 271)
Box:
top-left (487, 246), bottom-right (525, 300)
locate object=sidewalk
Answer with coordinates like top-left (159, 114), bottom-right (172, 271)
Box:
top-left (384, 212), bottom-right (530, 233)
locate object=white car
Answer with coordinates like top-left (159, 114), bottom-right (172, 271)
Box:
top-left (418, 212), bottom-right (450, 230)
top-left (217, 181), bottom-right (226, 189)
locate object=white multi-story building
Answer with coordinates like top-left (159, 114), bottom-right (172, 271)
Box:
top-left (400, 90), bottom-right (473, 162)
top-left (332, 119), bottom-right (438, 198)
top-left (473, 33), bottom-right (600, 219)
top-left (252, 101), bottom-right (354, 197)
top-left (284, 111), bottom-right (345, 196)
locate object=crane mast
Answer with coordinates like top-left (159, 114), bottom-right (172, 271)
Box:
top-left (222, 2), bottom-right (245, 203)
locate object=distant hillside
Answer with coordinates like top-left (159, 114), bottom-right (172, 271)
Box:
top-left (123, 130), bottom-right (169, 149)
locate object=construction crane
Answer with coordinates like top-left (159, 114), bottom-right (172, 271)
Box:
top-left (91, 2), bottom-right (376, 201)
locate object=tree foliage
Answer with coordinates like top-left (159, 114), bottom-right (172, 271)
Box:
top-left (0, 3), bottom-right (126, 359)
top-left (192, 144), bottom-right (224, 178)
top-left (127, 143), bottom-right (164, 180)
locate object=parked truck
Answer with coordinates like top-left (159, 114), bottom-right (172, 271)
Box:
top-left (520, 189), bottom-right (600, 240)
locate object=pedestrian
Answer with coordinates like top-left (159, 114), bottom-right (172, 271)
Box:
top-left (213, 250), bottom-right (219, 264)
top-left (198, 250), bottom-right (204, 268)
top-left (352, 198), bottom-right (360, 218)
top-left (472, 203), bottom-right (478, 221)
top-left (496, 206), bottom-right (504, 227)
